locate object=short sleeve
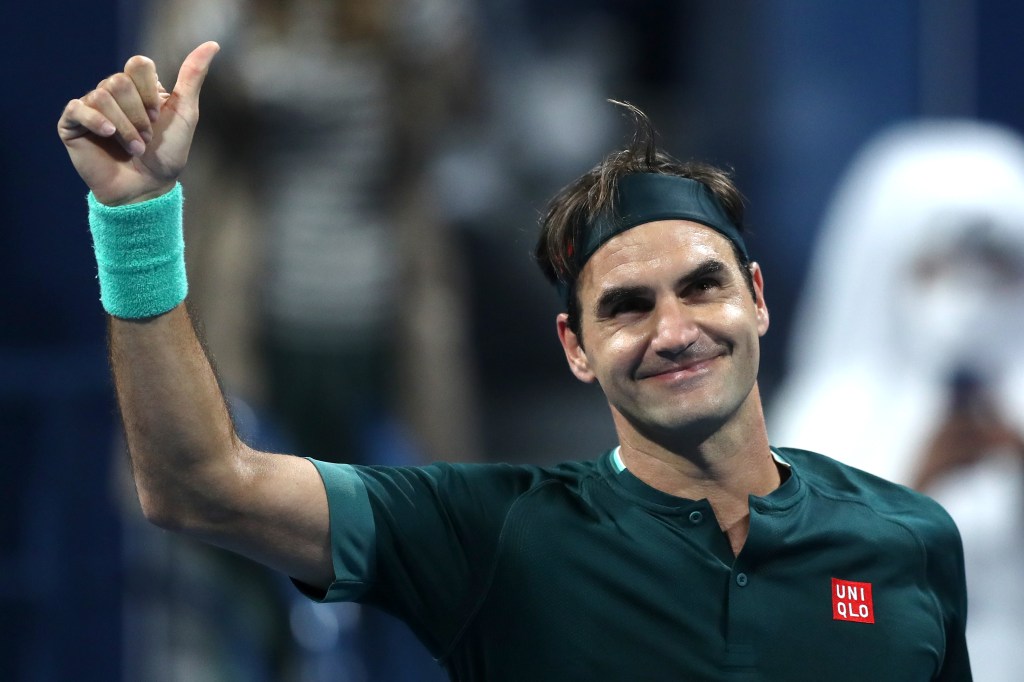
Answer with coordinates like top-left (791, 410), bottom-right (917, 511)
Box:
top-left (306, 459), bottom-right (543, 656)
top-left (294, 460), bottom-right (376, 603)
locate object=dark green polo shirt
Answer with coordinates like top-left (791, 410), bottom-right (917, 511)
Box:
top-left (302, 447), bottom-right (970, 681)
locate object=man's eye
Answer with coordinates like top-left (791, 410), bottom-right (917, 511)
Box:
top-left (692, 278), bottom-right (719, 293)
top-left (612, 298), bottom-right (652, 316)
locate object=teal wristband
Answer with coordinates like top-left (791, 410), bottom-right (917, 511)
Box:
top-left (88, 184), bottom-right (187, 319)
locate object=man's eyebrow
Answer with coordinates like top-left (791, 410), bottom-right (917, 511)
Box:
top-left (681, 258), bottom-right (726, 286)
top-left (593, 258), bottom-right (729, 317)
top-left (594, 285), bottom-right (648, 317)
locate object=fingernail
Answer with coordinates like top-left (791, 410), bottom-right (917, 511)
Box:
top-left (100, 121), bottom-right (116, 136)
top-left (147, 107), bottom-right (160, 122)
top-left (140, 129), bottom-right (153, 143)
top-left (128, 140), bottom-right (146, 156)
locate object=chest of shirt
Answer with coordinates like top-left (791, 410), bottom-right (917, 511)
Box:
top-left (451, 485), bottom-right (945, 681)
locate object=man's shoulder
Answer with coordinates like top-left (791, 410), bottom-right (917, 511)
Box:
top-left (354, 454), bottom-right (607, 496)
top-left (441, 455), bottom-right (607, 491)
top-left (777, 445), bottom-right (924, 500)
top-left (776, 446), bottom-right (960, 539)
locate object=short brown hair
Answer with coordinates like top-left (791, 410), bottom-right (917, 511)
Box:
top-left (534, 101), bottom-right (751, 341)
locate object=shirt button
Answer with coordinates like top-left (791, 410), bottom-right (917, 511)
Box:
top-left (688, 510), bottom-right (703, 524)
top-left (736, 573), bottom-right (749, 587)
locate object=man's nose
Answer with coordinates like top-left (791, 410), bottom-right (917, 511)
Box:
top-left (650, 298), bottom-right (700, 357)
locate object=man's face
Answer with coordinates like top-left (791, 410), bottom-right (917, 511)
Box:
top-left (557, 220), bottom-right (769, 442)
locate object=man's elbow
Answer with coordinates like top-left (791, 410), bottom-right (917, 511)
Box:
top-left (137, 487), bottom-right (193, 531)
top-left (133, 444), bottom-right (250, 532)
top-left (134, 471), bottom-right (240, 535)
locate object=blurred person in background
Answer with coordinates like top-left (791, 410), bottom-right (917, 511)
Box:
top-left (119, 1), bottom-right (482, 679)
top-left (771, 120), bottom-right (1024, 682)
top-left (141, 0), bottom-right (482, 469)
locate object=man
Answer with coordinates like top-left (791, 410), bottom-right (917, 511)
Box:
top-left (58, 43), bottom-right (970, 680)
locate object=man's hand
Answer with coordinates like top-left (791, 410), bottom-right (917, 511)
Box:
top-left (57, 41), bottom-right (219, 206)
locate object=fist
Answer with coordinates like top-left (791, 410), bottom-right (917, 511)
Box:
top-left (57, 41), bottom-right (220, 206)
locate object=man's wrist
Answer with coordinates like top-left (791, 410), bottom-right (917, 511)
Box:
top-left (88, 182), bottom-right (187, 319)
top-left (91, 181), bottom-right (178, 208)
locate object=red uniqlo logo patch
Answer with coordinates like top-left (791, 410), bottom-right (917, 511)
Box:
top-left (832, 578), bottom-right (874, 623)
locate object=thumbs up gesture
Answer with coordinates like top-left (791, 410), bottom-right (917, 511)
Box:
top-left (57, 41), bottom-right (220, 206)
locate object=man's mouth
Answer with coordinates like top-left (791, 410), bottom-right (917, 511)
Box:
top-left (638, 355), bottom-right (721, 381)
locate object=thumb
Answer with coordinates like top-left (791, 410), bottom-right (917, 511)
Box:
top-left (172, 41), bottom-right (220, 105)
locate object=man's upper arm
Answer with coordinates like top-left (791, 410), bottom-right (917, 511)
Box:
top-left (194, 447), bottom-right (340, 591)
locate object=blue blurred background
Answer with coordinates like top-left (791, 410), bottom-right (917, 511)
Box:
top-left (5, 0), bottom-right (1024, 679)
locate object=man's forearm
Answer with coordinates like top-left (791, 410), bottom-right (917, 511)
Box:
top-left (109, 303), bottom-right (242, 529)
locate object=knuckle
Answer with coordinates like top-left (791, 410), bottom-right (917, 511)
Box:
top-left (90, 87), bottom-right (114, 106)
top-left (58, 100), bottom-right (80, 129)
top-left (96, 73), bottom-right (117, 89)
top-left (105, 72), bottom-right (134, 95)
top-left (125, 54), bottom-right (154, 70)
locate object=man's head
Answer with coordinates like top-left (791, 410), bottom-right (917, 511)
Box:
top-left (535, 102), bottom-right (753, 345)
top-left (535, 103), bottom-right (768, 443)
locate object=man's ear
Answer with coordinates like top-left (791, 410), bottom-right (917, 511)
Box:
top-left (749, 262), bottom-right (770, 336)
top-left (556, 313), bottom-right (596, 383)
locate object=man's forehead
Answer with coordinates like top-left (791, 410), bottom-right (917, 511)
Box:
top-left (585, 220), bottom-right (736, 278)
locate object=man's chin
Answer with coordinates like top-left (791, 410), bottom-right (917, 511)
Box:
top-left (623, 409), bottom-right (727, 447)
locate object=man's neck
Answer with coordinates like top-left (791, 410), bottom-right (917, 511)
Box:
top-left (613, 394), bottom-right (779, 555)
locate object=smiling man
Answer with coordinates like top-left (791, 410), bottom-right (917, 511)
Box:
top-left (546, 170), bottom-right (775, 557)
top-left (58, 45), bottom-right (970, 680)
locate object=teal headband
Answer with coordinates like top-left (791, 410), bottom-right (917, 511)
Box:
top-left (557, 172), bottom-right (748, 303)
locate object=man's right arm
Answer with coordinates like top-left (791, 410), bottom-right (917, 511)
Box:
top-left (58, 42), bottom-right (335, 590)
top-left (110, 306), bottom-right (334, 589)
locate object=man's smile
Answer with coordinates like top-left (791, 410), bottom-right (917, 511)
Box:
top-left (636, 353), bottom-right (724, 382)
